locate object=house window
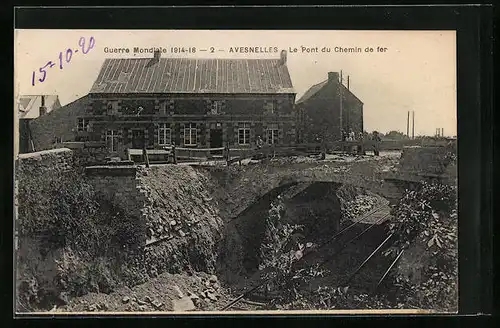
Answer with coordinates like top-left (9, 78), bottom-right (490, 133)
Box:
top-left (267, 126), bottom-right (279, 145)
top-left (77, 118), bottom-right (89, 132)
top-left (210, 100), bottom-right (223, 115)
top-left (107, 100), bottom-right (119, 115)
top-left (238, 122), bottom-right (251, 145)
top-left (184, 123), bottom-right (197, 146)
top-left (158, 123), bottom-right (171, 146)
top-left (264, 100), bottom-right (278, 114)
top-left (106, 129), bottom-right (119, 152)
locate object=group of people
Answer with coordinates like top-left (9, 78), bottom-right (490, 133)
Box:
top-left (254, 130), bottom-right (381, 157)
top-left (340, 129), bottom-right (381, 156)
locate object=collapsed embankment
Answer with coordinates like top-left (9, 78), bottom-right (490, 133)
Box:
top-left (16, 152), bottom-right (224, 311)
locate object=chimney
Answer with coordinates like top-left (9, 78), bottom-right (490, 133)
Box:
top-left (279, 49), bottom-right (287, 65)
top-left (328, 72), bottom-right (339, 83)
top-left (347, 76), bottom-right (350, 90)
top-left (39, 95), bottom-right (47, 116)
top-left (146, 49), bottom-right (161, 67)
top-left (154, 49), bottom-right (161, 61)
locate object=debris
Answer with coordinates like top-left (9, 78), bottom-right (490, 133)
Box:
top-left (138, 305), bottom-right (147, 311)
top-left (172, 296), bottom-right (196, 311)
top-left (205, 291), bottom-right (218, 302)
top-left (122, 296), bottom-right (130, 304)
top-left (173, 285), bottom-right (184, 298)
top-left (136, 299), bottom-right (147, 306)
top-left (144, 296), bottom-right (152, 303)
top-left (152, 301), bottom-right (164, 309)
top-left (209, 275), bottom-right (218, 283)
top-left (187, 291), bottom-right (199, 300)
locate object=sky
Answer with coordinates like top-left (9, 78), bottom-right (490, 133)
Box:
top-left (14, 30), bottom-right (457, 136)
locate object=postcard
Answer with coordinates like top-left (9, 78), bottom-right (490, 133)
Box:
top-left (14, 29), bottom-right (457, 315)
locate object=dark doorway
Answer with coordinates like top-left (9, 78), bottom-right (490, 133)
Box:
top-left (132, 129), bottom-right (145, 149)
top-left (210, 128), bottom-right (223, 155)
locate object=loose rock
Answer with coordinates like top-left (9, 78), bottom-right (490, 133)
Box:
top-left (122, 296), bottom-right (130, 304)
top-left (136, 299), bottom-right (147, 306)
top-left (172, 296), bottom-right (196, 311)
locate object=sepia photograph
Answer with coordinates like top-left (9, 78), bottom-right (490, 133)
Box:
top-left (14, 29), bottom-right (457, 314)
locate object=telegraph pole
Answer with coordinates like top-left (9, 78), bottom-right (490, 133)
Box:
top-left (412, 111), bottom-right (415, 139)
top-left (339, 70), bottom-right (343, 139)
top-left (406, 111), bottom-right (410, 137)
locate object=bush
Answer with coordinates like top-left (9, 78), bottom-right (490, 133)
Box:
top-left (258, 196), bottom-right (317, 304)
top-left (16, 169), bottom-right (145, 310)
top-left (385, 181), bottom-right (458, 311)
top-left (388, 181), bottom-right (457, 250)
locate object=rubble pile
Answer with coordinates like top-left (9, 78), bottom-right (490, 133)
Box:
top-left (341, 194), bottom-right (380, 221)
top-left (56, 272), bottom-right (234, 312)
top-left (134, 166), bottom-right (224, 276)
top-left (137, 166), bottom-right (221, 244)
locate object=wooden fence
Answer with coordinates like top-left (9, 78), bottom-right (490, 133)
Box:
top-left (57, 138), bottom-right (455, 166)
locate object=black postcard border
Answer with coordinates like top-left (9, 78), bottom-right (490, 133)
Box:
top-left (5, 4), bottom-right (495, 326)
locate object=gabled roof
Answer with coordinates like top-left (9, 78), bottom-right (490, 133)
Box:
top-left (89, 58), bottom-right (295, 95)
top-left (296, 80), bottom-right (328, 104)
top-left (17, 95), bottom-right (61, 119)
top-left (296, 79), bottom-right (363, 105)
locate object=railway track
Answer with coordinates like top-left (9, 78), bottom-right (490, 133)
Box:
top-left (219, 200), bottom-right (394, 310)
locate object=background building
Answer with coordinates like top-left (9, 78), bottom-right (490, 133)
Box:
top-left (296, 72), bottom-right (363, 144)
top-left (29, 96), bottom-right (89, 151)
top-left (17, 95), bottom-right (61, 154)
top-left (84, 50), bottom-right (297, 158)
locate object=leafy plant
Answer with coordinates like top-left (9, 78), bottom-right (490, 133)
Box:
top-left (384, 181), bottom-right (458, 312)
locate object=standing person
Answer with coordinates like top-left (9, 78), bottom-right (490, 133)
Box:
top-left (349, 129), bottom-right (356, 154)
top-left (341, 129), bottom-right (347, 153)
top-left (372, 131), bottom-right (381, 156)
top-left (357, 132), bottom-right (365, 155)
top-left (349, 129), bottom-right (355, 141)
top-left (256, 135), bottom-right (263, 149)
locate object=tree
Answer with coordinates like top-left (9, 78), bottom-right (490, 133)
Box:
top-left (383, 130), bottom-right (408, 140)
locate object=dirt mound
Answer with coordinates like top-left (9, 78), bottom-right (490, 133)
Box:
top-left (137, 165), bottom-right (224, 274)
top-left (56, 272), bottom-right (236, 312)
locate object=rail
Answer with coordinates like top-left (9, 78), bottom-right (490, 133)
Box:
top-left (219, 201), bottom-right (391, 311)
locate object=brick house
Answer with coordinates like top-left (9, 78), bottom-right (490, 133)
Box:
top-left (82, 50), bottom-right (296, 159)
top-left (29, 96), bottom-right (89, 151)
top-left (296, 72), bottom-right (363, 144)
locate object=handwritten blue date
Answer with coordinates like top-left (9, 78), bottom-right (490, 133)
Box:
top-left (31, 36), bottom-right (96, 86)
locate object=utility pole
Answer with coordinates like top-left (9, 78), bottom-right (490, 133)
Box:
top-left (339, 70), bottom-right (343, 139)
top-left (406, 111), bottom-right (410, 137)
top-left (412, 111), bottom-right (415, 139)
